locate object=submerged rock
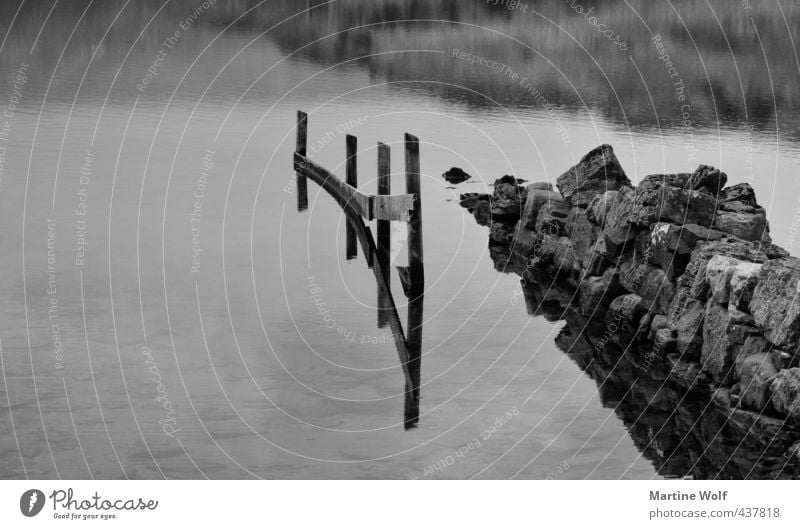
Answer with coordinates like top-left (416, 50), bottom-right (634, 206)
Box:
top-left (442, 167), bottom-right (472, 184)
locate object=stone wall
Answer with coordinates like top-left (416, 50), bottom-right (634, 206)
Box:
top-left (459, 145), bottom-right (800, 477)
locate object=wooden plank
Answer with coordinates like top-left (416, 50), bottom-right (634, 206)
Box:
top-left (345, 135), bottom-right (358, 260)
top-left (377, 142), bottom-right (391, 329)
top-left (373, 194), bottom-right (414, 222)
top-left (296, 111), bottom-right (308, 212)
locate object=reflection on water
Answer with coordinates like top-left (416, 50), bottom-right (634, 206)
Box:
top-left (521, 274), bottom-right (800, 479)
top-left (0, 0), bottom-right (799, 479)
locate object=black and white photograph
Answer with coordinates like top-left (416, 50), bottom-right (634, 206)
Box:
top-left (0, 0), bottom-right (798, 525)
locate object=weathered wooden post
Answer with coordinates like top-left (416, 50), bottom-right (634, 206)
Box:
top-left (345, 134), bottom-right (358, 260)
top-left (404, 133), bottom-right (423, 429)
top-left (377, 142), bottom-right (391, 328)
top-left (404, 133), bottom-right (423, 295)
top-left (296, 111), bottom-right (308, 212)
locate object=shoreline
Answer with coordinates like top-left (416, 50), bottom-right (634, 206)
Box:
top-left (458, 145), bottom-right (800, 478)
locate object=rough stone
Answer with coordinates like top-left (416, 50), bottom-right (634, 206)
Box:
top-left (750, 258), bottom-right (800, 350)
top-left (579, 267), bottom-right (625, 315)
top-left (587, 190), bottom-right (617, 227)
top-left (570, 213), bottom-right (600, 258)
top-left (534, 200), bottom-right (572, 237)
top-left (689, 164), bottom-right (728, 195)
top-left (714, 207), bottom-right (770, 243)
top-left (489, 221), bottom-right (515, 244)
top-left (520, 186), bottom-right (567, 230)
top-left (738, 353), bottom-right (778, 413)
top-left (490, 176), bottom-right (526, 219)
top-left (671, 298), bottom-right (705, 358)
top-left (721, 182), bottom-right (758, 207)
top-left (607, 294), bottom-right (647, 343)
top-left (637, 268), bottom-right (677, 315)
top-left (459, 193), bottom-right (491, 226)
top-left (705, 254), bottom-right (740, 305)
top-left (635, 183), bottom-right (718, 227)
top-left (734, 335), bottom-right (774, 381)
top-left (668, 238), bottom-right (769, 322)
top-left (702, 304), bottom-right (758, 384)
top-left (556, 144), bottom-right (631, 207)
top-left (653, 328), bottom-right (677, 355)
top-left (770, 368), bottom-right (800, 423)
top-left (601, 187), bottom-right (641, 248)
top-left (729, 261), bottom-right (763, 312)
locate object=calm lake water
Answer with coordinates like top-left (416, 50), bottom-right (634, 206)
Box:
top-left (1, 0), bottom-right (799, 479)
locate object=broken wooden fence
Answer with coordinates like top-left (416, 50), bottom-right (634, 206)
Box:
top-left (293, 110), bottom-right (424, 429)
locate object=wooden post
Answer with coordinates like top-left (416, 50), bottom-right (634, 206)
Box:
top-left (377, 142), bottom-right (391, 328)
top-left (345, 135), bottom-right (358, 260)
top-left (404, 133), bottom-right (423, 295)
top-left (296, 111), bottom-right (308, 212)
top-left (404, 133), bottom-right (423, 429)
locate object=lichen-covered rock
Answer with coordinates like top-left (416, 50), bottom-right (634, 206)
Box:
top-left (705, 255), bottom-right (741, 305)
top-left (520, 186), bottom-right (566, 230)
top-left (714, 207), bottom-right (769, 243)
top-left (737, 353), bottom-right (778, 413)
top-left (750, 258), bottom-right (800, 350)
top-left (729, 261), bottom-right (763, 312)
top-left (702, 305), bottom-right (758, 384)
top-left (640, 223), bottom-right (725, 280)
top-left (635, 182), bottom-right (718, 227)
top-left (668, 238), bottom-right (769, 322)
top-left (770, 368), bottom-right (800, 423)
top-left (689, 164), bottom-right (727, 195)
top-left (556, 144), bottom-right (631, 207)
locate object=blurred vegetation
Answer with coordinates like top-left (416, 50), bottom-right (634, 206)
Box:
top-left (1, 0), bottom-right (798, 137)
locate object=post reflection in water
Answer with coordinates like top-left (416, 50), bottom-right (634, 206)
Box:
top-left (294, 112), bottom-right (424, 430)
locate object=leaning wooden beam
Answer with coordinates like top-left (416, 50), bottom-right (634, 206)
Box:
top-left (296, 111), bottom-right (308, 212)
top-left (345, 135), bottom-right (358, 260)
top-left (293, 152), bottom-right (416, 222)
